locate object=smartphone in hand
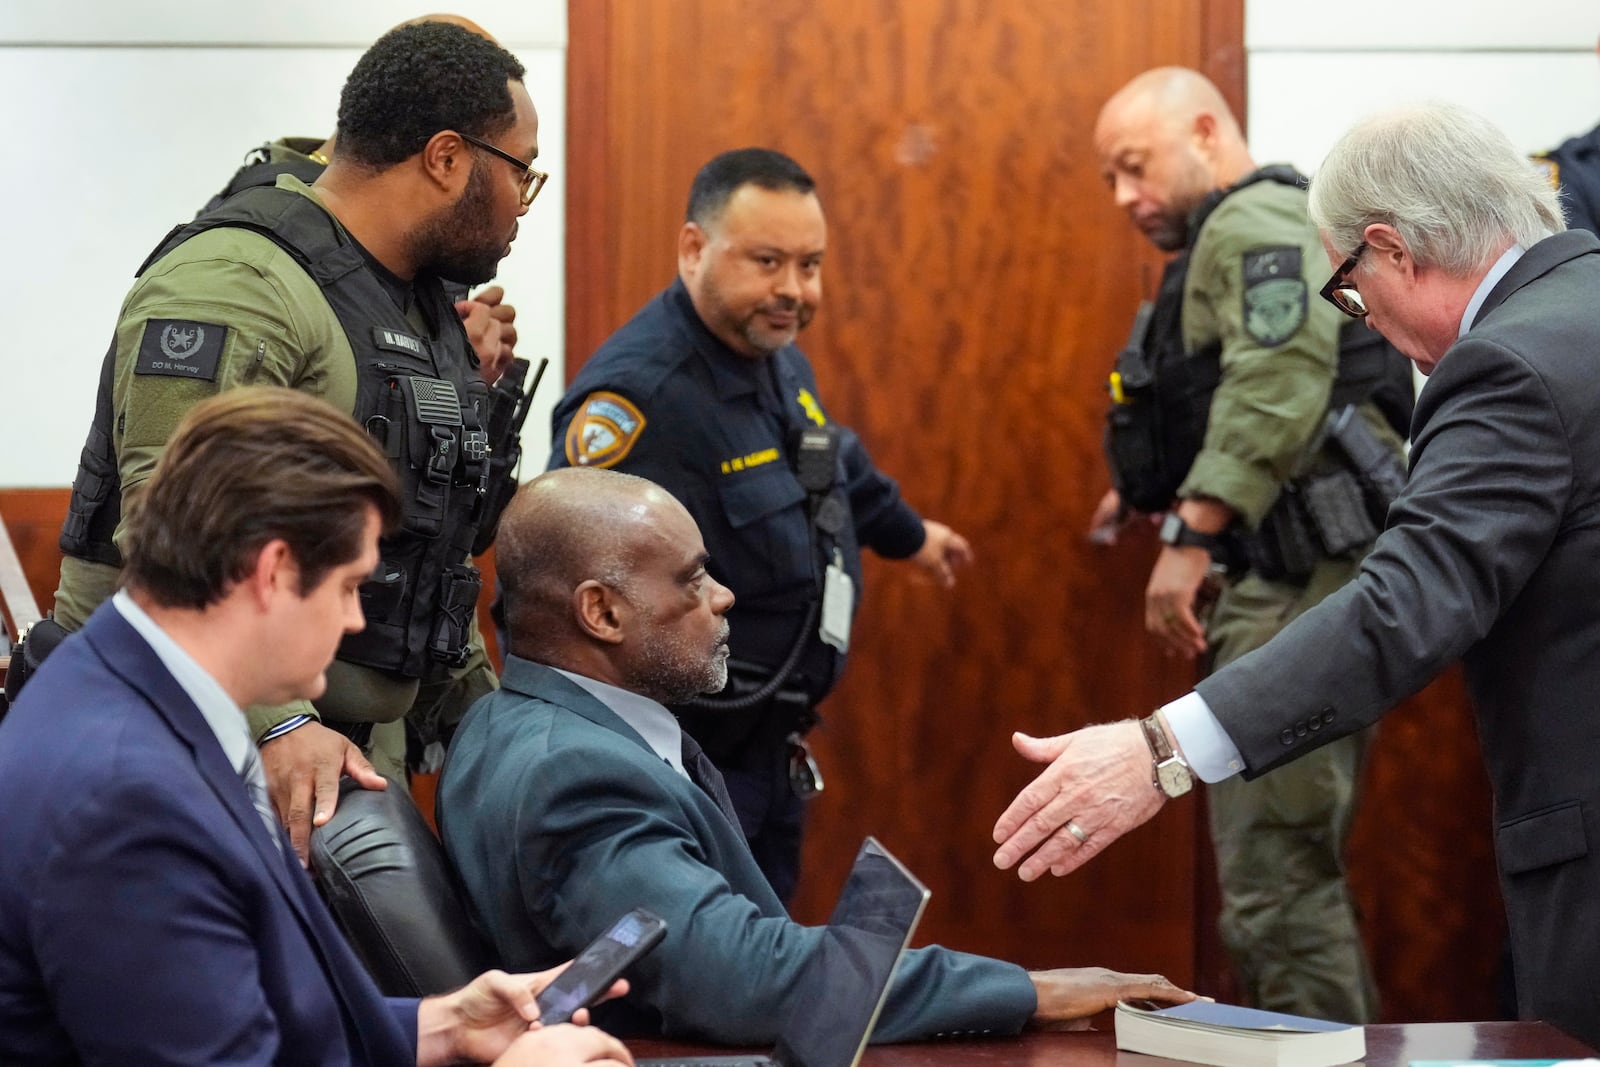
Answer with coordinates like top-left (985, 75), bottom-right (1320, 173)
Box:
top-left (535, 907), bottom-right (667, 1025)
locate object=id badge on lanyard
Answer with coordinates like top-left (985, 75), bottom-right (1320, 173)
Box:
top-left (819, 548), bottom-right (853, 652)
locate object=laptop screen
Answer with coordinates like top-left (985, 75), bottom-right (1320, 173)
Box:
top-left (771, 837), bottom-right (931, 1067)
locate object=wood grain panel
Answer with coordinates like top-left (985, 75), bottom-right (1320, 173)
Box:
top-left (1347, 671), bottom-right (1507, 1022)
top-left (0, 489), bottom-right (70, 633)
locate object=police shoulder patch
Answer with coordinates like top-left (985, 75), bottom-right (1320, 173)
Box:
top-left (1240, 245), bottom-right (1307, 347)
top-left (135, 318), bottom-right (228, 381)
top-left (565, 391), bottom-right (647, 469)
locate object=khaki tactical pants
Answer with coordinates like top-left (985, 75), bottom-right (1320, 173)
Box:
top-left (1203, 558), bottom-right (1378, 1024)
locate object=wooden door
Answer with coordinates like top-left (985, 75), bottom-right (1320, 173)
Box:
top-left (567, 0), bottom-right (1242, 982)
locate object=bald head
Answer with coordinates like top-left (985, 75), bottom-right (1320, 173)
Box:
top-left (497, 467), bottom-right (680, 642)
top-left (1095, 67), bottom-right (1255, 250)
top-left (497, 468), bottom-right (735, 702)
top-left (1098, 68), bottom-right (1240, 143)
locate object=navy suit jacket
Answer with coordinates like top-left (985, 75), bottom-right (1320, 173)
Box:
top-left (0, 603), bottom-right (419, 1066)
top-left (1198, 230), bottom-right (1600, 1044)
top-left (439, 658), bottom-right (1035, 1045)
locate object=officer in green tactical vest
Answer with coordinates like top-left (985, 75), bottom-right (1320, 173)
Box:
top-left (1090, 67), bottom-right (1406, 1023)
top-left (52, 21), bottom-right (545, 864)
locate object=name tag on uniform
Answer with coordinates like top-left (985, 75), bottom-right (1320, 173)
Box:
top-left (819, 549), bottom-right (853, 652)
top-left (135, 318), bottom-right (227, 381)
top-left (372, 326), bottom-right (430, 363)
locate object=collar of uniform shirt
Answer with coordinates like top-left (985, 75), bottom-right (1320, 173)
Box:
top-left (668, 277), bottom-right (769, 401)
top-left (550, 666), bottom-right (690, 779)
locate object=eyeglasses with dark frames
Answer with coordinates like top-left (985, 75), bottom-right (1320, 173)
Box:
top-left (458, 132), bottom-right (549, 207)
top-left (1319, 241), bottom-right (1369, 318)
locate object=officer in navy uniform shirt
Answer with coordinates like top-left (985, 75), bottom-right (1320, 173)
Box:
top-left (547, 148), bottom-right (972, 905)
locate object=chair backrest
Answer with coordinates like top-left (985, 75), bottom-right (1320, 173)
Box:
top-left (311, 777), bottom-right (495, 997)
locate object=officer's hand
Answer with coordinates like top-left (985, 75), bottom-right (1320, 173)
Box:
top-left (1145, 545), bottom-right (1211, 659)
top-left (473, 284), bottom-right (520, 352)
top-left (1087, 488), bottom-right (1131, 546)
top-left (909, 520), bottom-right (973, 589)
top-left (259, 721), bottom-right (388, 867)
top-left (456, 289), bottom-right (516, 385)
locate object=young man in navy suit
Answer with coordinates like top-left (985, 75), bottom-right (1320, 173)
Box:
top-left (0, 388), bottom-right (632, 1067)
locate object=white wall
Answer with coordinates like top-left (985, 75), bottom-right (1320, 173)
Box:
top-left (1246, 1), bottom-right (1600, 175)
top-left (0, 1), bottom-right (566, 487)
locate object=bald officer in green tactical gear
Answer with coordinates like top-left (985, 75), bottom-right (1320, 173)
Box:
top-left (53, 21), bottom-right (545, 864)
top-left (1088, 68), bottom-right (1404, 1022)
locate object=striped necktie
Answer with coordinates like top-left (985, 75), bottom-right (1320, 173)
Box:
top-left (680, 732), bottom-right (743, 830)
top-left (238, 744), bottom-right (283, 854)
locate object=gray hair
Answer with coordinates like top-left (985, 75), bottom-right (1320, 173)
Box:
top-left (1308, 102), bottom-right (1564, 276)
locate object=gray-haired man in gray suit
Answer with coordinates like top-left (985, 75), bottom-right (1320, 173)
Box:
top-left (994, 101), bottom-right (1600, 1045)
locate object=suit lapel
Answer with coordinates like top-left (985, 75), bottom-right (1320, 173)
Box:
top-left (83, 608), bottom-right (299, 884)
top-left (501, 658), bottom-right (658, 756)
top-left (499, 658), bottom-right (749, 840)
top-left (1475, 229), bottom-right (1600, 326)
top-left (80, 605), bottom-right (409, 1067)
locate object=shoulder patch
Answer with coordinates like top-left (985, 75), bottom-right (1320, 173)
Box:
top-left (135, 318), bottom-right (228, 381)
top-left (564, 391), bottom-right (647, 469)
top-left (1240, 246), bottom-right (1307, 347)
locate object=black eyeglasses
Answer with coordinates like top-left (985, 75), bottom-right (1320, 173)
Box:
top-left (458, 132), bottom-right (549, 207)
top-left (1319, 241), bottom-right (1369, 318)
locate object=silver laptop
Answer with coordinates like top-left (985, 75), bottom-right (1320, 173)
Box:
top-left (640, 835), bottom-right (932, 1067)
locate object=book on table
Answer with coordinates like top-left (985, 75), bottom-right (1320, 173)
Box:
top-left (1114, 999), bottom-right (1365, 1067)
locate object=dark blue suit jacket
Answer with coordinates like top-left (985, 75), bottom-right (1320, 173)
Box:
top-left (0, 603), bottom-right (419, 1066)
top-left (439, 658), bottom-right (1035, 1046)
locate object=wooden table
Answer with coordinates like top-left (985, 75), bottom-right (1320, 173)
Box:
top-left (630, 1021), bottom-right (1593, 1066)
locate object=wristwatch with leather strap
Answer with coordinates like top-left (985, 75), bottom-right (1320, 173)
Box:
top-left (1140, 712), bottom-right (1194, 798)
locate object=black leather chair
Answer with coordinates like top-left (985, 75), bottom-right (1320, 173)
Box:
top-left (311, 777), bottom-right (495, 997)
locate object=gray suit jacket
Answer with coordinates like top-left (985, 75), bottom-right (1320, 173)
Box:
top-left (439, 658), bottom-right (1035, 1045)
top-left (1197, 229), bottom-right (1600, 1043)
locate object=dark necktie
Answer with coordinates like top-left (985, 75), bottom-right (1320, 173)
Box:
top-left (681, 732), bottom-right (742, 830)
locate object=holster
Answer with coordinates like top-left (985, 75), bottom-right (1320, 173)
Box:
top-left (1244, 485), bottom-right (1323, 583)
top-left (1241, 467), bottom-right (1381, 584)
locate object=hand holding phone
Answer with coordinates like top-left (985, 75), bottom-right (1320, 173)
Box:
top-left (535, 907), bottom-right (667, 1025)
